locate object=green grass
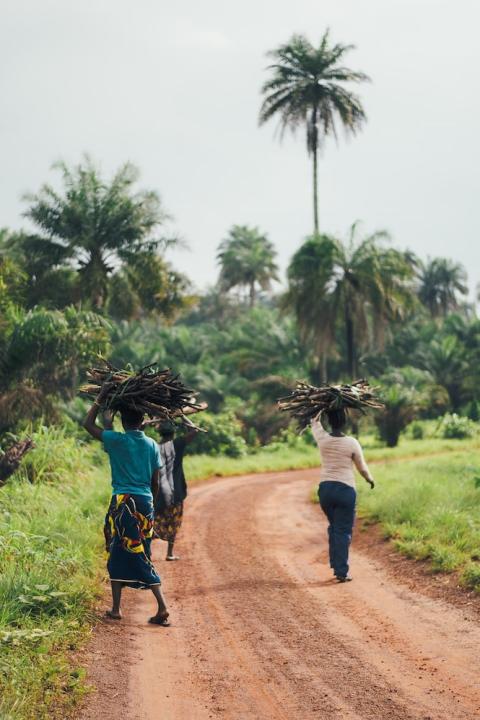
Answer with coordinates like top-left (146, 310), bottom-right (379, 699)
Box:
top-left (355, 448), bottom-right (480, 590)
top-left (0, 427), bottom-right (110, 720)
top-left (185, 435), bottom-right (480, 483)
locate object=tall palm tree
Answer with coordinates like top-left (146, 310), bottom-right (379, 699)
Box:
top-left (23, 156), bottom-right (173, 309)
top-left (259, 31), bottom-right (370, 233)
top-left (285, 224), bottom-right (415, 378)
top-left (417, 258), bottom-right (468, 318)
top-left (217, 225), bottom-right (279, 307)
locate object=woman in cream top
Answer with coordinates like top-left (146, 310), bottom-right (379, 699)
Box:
top-left (311, 408), bottom-right (374, 582)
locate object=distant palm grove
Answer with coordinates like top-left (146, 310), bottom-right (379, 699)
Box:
top-left (0, 31), bottom-right (478, 451)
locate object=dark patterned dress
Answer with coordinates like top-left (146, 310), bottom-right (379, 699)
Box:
top-left (154, 438), bottom-right (188, 542)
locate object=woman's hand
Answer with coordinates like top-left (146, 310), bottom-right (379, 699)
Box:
top-left (95, 384), bottom-right (110, 406)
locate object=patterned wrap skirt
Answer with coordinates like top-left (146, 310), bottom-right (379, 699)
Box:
top-left (154, 502), bottom-right (184, 543)
top-left (104, 494), bottom-right (161, 588)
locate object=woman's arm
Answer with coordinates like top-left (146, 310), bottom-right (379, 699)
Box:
top-left (310, 411), bottom-right (328, 445)
top-left (352, 441), bottom-right (375, 489)
top-left (83, 399), bottom-right (104, 441)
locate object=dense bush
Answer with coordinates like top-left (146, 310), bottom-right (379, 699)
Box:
top-left (410, 421), bottom-right (424, 440)
top-left (439, 413), bottom-right (478, 440)
top-left (191, 411), bottom-right (247, 457)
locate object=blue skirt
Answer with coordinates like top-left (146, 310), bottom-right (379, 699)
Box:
top-left (104, 494), bottom-right (161, 588)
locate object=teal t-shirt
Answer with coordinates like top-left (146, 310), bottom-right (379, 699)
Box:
top-left (102, 430), bottom-right (162, 498)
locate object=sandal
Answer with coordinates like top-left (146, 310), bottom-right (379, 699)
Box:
top-left (148, 612), bottom-right (170, 626)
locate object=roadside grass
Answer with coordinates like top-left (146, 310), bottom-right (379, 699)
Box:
top-left (0, 426), bottom-right (110, 720)
top-left (354, 449), bottom-right (480, 591)
top-left (185, 435), bottom-right (480, 483)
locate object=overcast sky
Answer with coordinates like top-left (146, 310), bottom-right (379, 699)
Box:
top-left (1, 0), bottom-right (479, 294)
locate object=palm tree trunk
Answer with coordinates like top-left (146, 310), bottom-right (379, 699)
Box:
top-left (313, 142), bottom-right (319, 234)
top-left (321, 353), bottom-right (327, 382)
top-left (345, 305), bottom-right (356, 378)
top-left (249, 281), bottom-right (255, 308)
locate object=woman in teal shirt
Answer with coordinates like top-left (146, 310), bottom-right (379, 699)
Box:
top-left (84, 393), bottom-right (172, 625)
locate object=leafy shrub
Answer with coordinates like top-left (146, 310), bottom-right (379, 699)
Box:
top-left (265, 425), bottom-right (315, 452)
top-left (461, 563), bottom-right (480, 591)
top-left (467, 399), bottom-right (480, 422)
top-left (191, 411), bottom-right (247, 457)
top-left (410, 422), bottom-right (424, 440)
top-left (374, 383), bottom-right (419, 447)
top-left (440, 413), bottom-right (477, 440)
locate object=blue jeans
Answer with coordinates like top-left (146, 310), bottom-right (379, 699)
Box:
top-left (318, 481), bottom-right (356, 578)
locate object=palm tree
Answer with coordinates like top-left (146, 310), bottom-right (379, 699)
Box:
top-left (217, 225), bottom-right (279, 307)
top-left (417, 258), bottom-right (468, 318)
top-left (418, 335), bottom-right (468, 411)
top-left (285, 223), bottom-right (415, 378)
top-left (23, 156), bottom-right (173, 309)
top-left (259, 31), bottom-right (370, 233)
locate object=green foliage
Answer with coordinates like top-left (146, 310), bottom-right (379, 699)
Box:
top-left (217, 225), bottom-right (278, 307)
top-left (439, 413), bottom-right (477, 440)
top-left (0, 307), bottom-right (110, 432)
top-left (417, 257), bottom-right (468, 318)
top-left (0, 255), bottom-right (27, 311)
top-left (410, 421), bottom-right (424, 440)
top-left (374, 381), bottom-right (419, 447)
top-left (467, 399), bottom-right (480, 422)
top-left (193, 411), bottom-right (247, 457)
top-left (417, 335), bottom-right (468, 411)
top-left (0, 429), bottom-right (110, 719)
top-left (22, 156), bottom-right (173, 310)
top-left (285, 225), bottom-right (416, 378)
top-left (114, 253), bottom-right (193, 321)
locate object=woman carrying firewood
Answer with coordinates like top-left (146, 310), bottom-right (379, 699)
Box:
top-left (80, 361), bottom-right (206, 623)
top-left (311, 408), bottom-right (374, 582)
top-left (279, 380), bottom-right (381, 582)
top-left (83, 389), bottom-right (173, 625)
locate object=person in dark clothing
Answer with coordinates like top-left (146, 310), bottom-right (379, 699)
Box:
top-left (154, 418), bottom-right (203, 560)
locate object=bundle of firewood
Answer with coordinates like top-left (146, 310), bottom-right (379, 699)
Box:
top-left (278, 379), bottom-right (383, 430)
top-left (79, 361), bottom-right (204, 428)
top-left (0, 438), bottom-right (35, 486)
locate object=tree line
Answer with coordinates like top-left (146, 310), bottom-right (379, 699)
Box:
top-left (0, 30), bottom-right (477, 449)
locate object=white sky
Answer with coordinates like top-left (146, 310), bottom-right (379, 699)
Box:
top-left (1, 0), bottom-right (479, 294)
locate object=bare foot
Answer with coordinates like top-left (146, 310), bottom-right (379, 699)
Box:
top-left (105, 609), bottom-right (122, 620)
top-left (148, 611), bottom-right (170, 626)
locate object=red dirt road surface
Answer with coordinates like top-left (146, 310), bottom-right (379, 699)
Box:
top-left (79, 469), bottom-right (480, 720)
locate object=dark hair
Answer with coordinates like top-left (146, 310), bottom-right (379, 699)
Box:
top-left (119, 407), bottom-right (144, 428)
top-left (158, 420), bottom-right (175, 439)
top-left (326, 408), bottom-right (347, 431)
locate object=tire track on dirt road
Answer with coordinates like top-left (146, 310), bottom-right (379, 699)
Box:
top-left (79, 468), bottom-right (480, 720)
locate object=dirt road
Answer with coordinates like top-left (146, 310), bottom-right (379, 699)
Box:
top-left (79, 469), bottom-right (480, 720)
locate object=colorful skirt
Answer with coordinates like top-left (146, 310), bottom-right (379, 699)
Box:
top-left (154, 501), bottom-right (184, 543)
top-left (104, 494), bottom-right (161, 588)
